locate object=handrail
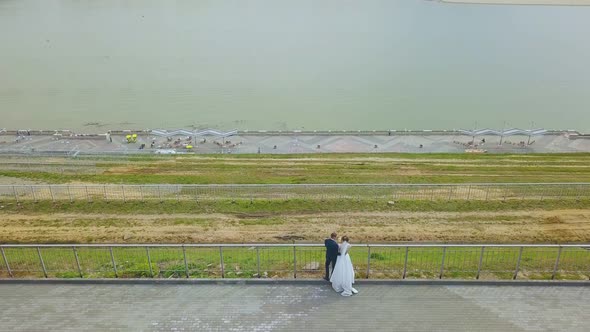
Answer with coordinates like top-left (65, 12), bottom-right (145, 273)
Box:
top-left (2, 243), bottom-right (588, 281)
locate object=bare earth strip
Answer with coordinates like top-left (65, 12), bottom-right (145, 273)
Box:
top-left (1, 209), bottom-right (588, 244)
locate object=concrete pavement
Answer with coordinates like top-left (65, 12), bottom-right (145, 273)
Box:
top-left (2, 132), bottom-right (589, 155)
top-left (0, 283), bottom-right (588, 331)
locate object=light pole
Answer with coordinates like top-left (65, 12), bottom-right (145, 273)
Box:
top-left (527, 121), bottom-right (535, 145)
top-left (499, 121), bottom-right (507, 146)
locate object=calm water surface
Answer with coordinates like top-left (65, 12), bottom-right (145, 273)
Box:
top-left (1, 0), bottom-right (590, 131)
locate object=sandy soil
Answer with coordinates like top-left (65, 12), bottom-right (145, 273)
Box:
top-left (1, 209), bottom-right (588, 244)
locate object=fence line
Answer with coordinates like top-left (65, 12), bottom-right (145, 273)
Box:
top-left (0, 244), bottom-right (588, 281)
top-left (1, 183), bottom-right (590, 202)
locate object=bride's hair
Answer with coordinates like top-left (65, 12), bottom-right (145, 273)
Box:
top-left (342, 236), bottom-right (349, 242)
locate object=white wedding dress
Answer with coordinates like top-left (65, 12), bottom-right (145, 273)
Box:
top-left (329, 241), bottom-right (358, 296)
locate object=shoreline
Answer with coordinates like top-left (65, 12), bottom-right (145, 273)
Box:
top-left (1, 128), bottom-right (587, 136)
top-left (2, 128), bottom-right (589, 155)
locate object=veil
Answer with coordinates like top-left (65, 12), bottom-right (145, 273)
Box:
top-left (340, 241), bottom-right (350, 256)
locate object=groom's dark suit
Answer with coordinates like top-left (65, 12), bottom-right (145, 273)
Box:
top-left (324, 238), bottom-right (339, 280)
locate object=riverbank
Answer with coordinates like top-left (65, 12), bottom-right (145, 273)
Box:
top-left (1, 130), bottom-right (588, 155)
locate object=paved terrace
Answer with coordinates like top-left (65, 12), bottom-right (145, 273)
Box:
top-left (0, 282), bottom-right (588, 331)
top-left (1, 132), bottom-right (589, 154)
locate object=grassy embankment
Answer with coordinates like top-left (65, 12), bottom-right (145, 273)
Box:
top-left (1, 200), bottom-right (590, 244)
top-left (1, 154), bottom-right (589, 279)
top-left (0, 153), bottom-right (589, 245)
top-left (2, 153), bottom-right (590, 184)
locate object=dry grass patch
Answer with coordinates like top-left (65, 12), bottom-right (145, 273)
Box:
top-left (1, 209), bottom-right (589, 244)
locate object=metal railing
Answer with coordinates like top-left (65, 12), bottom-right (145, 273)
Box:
top-left (1, 244), bottom-right (588, 281)
top-left (2, 183), bottom-right (590, 203)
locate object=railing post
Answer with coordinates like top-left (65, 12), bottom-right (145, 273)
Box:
top-left (146, 247), bottom-right (154, 278)
top-left (1, 247), bottom-right (13, 277)
top-left (513, 246), bottom-right (523, 280)
top-left (122, 185), bottom-right (126, 203)
top-left (31, 185), bottom-right (37, 202)
top-left (366, 246), bottom-right (371, 279)
top-left (466, 186), bottom-right (471, 200)
top-left (256, 247), bottom-right (261, 278)
top-left (103, 185), bottom-right (107, 201)
top-left (484, 186), bottom-right (490, 201)
top-left (85, 185), bottom-right (90, 201)
top-left (67, 186), bottom-right (73, 203)
top-left (176, 185), bottom-right (180, 202)
top-left (73, 246), bottom-right (82, 278)
top-left (49, 185), bottom-right (55, 202)
top-left (476, 246), bottom-right (485, 280)
top-left (139, 185), bottom-right (144, 202)
top-left (13, 185), bottom-right (19, 203)
top-left (551, 246), bottom-right (563, 280)
top-left (109, 247), bottom-right (118, 278)
top-left (439, 247), bottom-right (446, 279)
top-left (402, 246), bottom-right (409, 279)
top-left (182, 246), bottom-right (189, 278)
top-left (37, 247), bottom-right (47, 278)
top-left (293, 244), bottom-right (297, 279)
top-left (447, 187), bottom-right (453, 201)
top-left (158, 186), bottom-right (162, 203)
top-left (219, 246), bottom-right (225, 278)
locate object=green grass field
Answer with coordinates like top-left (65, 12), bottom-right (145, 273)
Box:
top-left (2, 153), bottom-right (590, 184)
top-left (4, 198), bottom-right (590, 215)
top-left (2, 153), bottom-right (589, 279)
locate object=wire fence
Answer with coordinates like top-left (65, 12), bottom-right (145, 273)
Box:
top-left (1, 183), bottom-right (590, 203)
top-left (1, 244), bottom-right (588, 281)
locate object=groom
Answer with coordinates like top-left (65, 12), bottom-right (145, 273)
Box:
top-left (324, 232), bottom-right (339, 281)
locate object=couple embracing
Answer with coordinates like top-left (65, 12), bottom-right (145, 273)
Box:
top-left (324, 232), bottom-right (359, 296)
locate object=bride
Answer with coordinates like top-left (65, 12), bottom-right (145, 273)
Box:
top-left (329, 236), bottom-right (358, 296)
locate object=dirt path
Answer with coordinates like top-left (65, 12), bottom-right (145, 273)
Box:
top-left (0, 175), bottom-right (46, 185)
top-left (1, 209), bottom-right (588, 244)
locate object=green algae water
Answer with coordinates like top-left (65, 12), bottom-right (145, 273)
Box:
top-left (1, 0), bottom-right (590, 132)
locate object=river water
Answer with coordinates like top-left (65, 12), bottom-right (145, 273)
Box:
top-left (1, 0), bottom-right (589, 132)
